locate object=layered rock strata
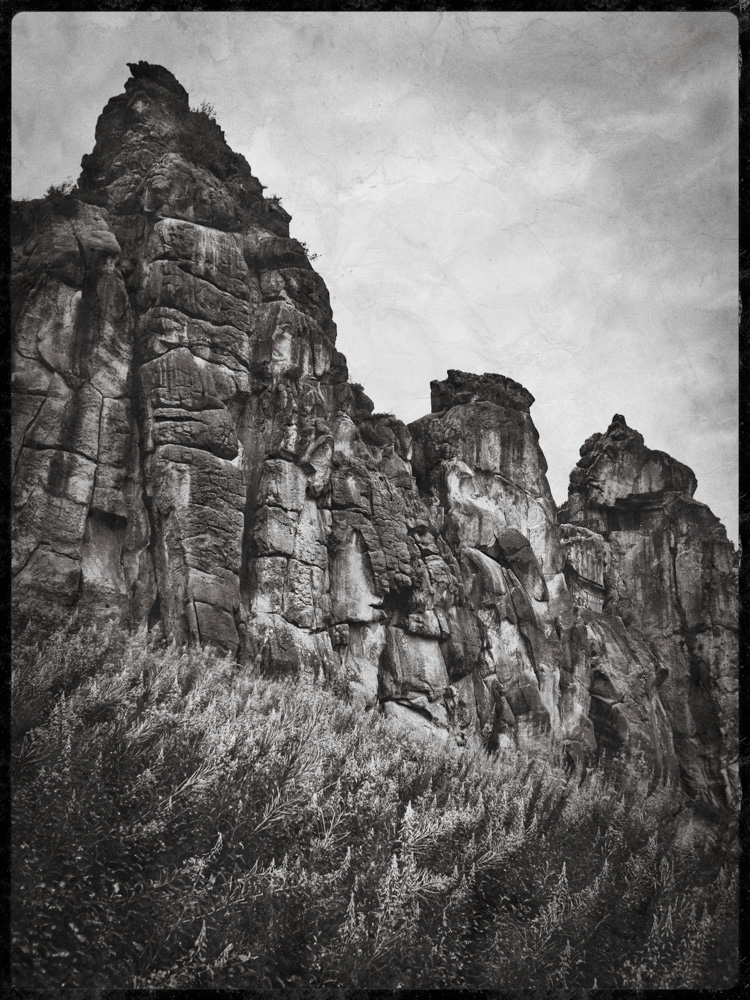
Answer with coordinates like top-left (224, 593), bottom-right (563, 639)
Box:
top-left (11, 63), bottom-right (737, 814)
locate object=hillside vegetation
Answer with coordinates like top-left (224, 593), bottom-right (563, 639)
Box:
top-left (12, 621), bottom-right (737, 989)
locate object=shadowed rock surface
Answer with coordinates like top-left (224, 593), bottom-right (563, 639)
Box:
top-left (11, 63), bottom-right (737, 815)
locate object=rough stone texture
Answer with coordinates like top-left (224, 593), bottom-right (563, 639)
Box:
top-left (12, 65), bottom-right (737, 815)
top-left (560, 415), bottom-right (738, 811)
top-left (408, 373), bottom-right (688, 780)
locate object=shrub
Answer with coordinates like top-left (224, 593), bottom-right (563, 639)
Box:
top-left (296, 240), bottom-right (319, 262)
top-left (11, 622), bottom-right (738, 989)
top-left (12, 179), bottom-right (80, 241)
top-left (192, 100), bottom-right (217, 120)
top-left (43, 179), bottom-right (79, 216)
top-left (45, 179), bottom-right (75, 199)
top-left (180, 102), bottom-right (237, 180)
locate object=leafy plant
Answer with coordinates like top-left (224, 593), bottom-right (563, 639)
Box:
top-left (35, 178), bottom-right (79, 217)
top-left (45, 178), bottom-right (75, 199)
top-left (11, 620), bottom-right (738, 989)
top-left (193, 100), bottom-right (217, 120)
top-left (296, 240), bottom-right (320, 262)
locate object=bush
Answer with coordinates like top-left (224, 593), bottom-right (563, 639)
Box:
top-left (11, 622), bottom-right (738, 989)
top-left (45, 179), bottom-right (75, 199)
top-left (43, 179), bottom-right (79, 215)
top-left (296, 240), bottom-right (319, 262)
top-left (192, 100), bottom-right (216, 121)
top-left (12, 179), bottom-right (80, 242)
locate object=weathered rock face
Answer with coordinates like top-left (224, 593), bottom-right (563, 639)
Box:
top-left (560, 415), bottom-right (739, 811)
top-left (11, 64), bottom-right (736, 814)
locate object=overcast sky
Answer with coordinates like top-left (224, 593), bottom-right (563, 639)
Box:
top-left (12, 11), bottom-right (738, 543)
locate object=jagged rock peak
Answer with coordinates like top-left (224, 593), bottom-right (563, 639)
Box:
top-left (125, 61), bottom-right (189, 104)
top-left (77, 62), bottom-right (288, 235)
top-left (578, 413), bottom-right (643, 458)
top-left (568, 412), bottom-right (698, 512)
top-left (430, 369), bottom-right (535, 414)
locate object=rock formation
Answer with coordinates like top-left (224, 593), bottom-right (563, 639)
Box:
top-left (559, 415), bottom-right (738, 811)
top-left (11, 63), bottom-right (737, 815)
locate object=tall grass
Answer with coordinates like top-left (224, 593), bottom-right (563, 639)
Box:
top-left (12, 621), bottom-right (737, 988)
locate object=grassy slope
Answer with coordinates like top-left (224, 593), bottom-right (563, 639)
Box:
top-left (11, 620), bottom-right (738, 989)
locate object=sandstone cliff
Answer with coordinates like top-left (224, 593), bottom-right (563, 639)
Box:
top-left (11, 63), bottom-right (737, 814)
